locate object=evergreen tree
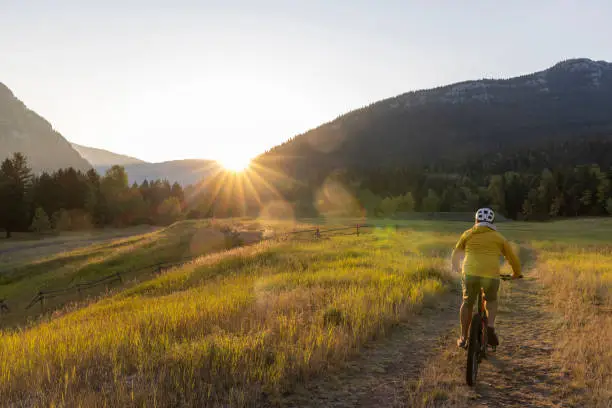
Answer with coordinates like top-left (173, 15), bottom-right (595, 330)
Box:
top-left (85, 169), bottom-right (105, 226)
top-left (171, 182), bottom-right (185, 210)
top-left (537, 169), bottom-right (558, 218)
top-left (399, 192), bottom-right (415, 212)
top-left (31, 172), bottom-right (58, 217)
top-left (100, 166), bottom-right (129, 224)
top-left (522, 189), bottom-right (538, 220)
top-left (488, 175), bottom-right (506, 214)
top-left (596, 169), bottom-right (611, 213)
top-left (0, 153), bottom-right (33, 237)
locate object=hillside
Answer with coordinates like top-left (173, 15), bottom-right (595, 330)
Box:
top-left (97, 159), bottom-right (222, 185)
top-left (259, 58), bottom-right (612, 177)
top-left (71, 143), bottom-right (146, 167)
top-left (70, 143), bottom-right (219, 185)
top-left (0, 83), bottom-right (91, 172)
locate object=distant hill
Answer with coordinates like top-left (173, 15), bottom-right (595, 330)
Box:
top-left (71, 143), bottom-right (146, 167)
top-left (70, 143), bottom-right (220, 185)
top-left (96, 159), bottom-right (221, 186)
top-left (0, 82), bottom-right (91, 172)
top-left (258, 58), bottom-right (612, 178)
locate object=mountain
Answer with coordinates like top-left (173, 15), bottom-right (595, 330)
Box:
top-left (96, 159), bottom-right (221, 186)
top-left (71, 143), bottom-right (219, 185)
top-left (258, 58), bottom-right (612, 178)
top-left (71, 143), bottom-right (146, 167)
top-left (0, 82), bottom-right (91, 172)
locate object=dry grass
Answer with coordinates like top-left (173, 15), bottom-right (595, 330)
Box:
top-left (2, 218), bottom-right (609, 407)
top-left (535, 241), bottom-right (612, 407)
top-left (400, 220), bottom-right (612, 408)
top-left (0, 228), bottom-right (453, 407)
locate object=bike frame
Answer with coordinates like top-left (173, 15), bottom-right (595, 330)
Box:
top-left (465, 274), bottom-right (518, 386)
top-left (476, 287), bottom-right (489, 354)
top-left (466, 287), bottom-right (489, 386)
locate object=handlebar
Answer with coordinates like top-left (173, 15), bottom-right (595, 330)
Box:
top-left (500, 274), bottom-right (523, 281)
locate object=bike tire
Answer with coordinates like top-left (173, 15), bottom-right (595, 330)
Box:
top-left (466, 314), bottom-right (482, 386)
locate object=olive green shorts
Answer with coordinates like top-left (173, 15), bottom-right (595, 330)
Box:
top-left (462, 275), bottom-right (500, 306)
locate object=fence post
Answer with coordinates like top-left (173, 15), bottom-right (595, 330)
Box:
top-left (356, 224), bottom-right (360, 237)
top-left (315, 227), bottom-right (321, 239)
top-left (0, 299), bottom-right (8, 314)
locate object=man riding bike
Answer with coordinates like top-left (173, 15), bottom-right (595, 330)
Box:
top-left (452, 208), bottom-right (522, 349)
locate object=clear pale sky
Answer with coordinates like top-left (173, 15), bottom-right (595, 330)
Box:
top-left (2, 0), bottom-right (611, 164)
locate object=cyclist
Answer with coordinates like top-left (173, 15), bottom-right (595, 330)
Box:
top-left (452, 208), bottom-right (522, 349)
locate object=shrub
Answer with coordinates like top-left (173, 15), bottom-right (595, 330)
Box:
top-left (30, 207), bottom-right (51, 233)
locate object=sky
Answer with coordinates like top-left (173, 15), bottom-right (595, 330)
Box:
top-left (1, 0), bottom-right (611, 165)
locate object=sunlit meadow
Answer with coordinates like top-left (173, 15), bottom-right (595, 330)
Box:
top-left (0, 226), bottom-right (455, 407)
top-left (1, 219), bottom-right (610, 407)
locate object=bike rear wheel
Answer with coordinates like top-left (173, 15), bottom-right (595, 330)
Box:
top-left (466, 314), bottom-right (482, 386)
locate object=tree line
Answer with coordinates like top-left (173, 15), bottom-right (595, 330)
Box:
top-left (259, 153), bottom-right (612, 220)
top-left (0, 153), bottom-right (185, 238)
top-left (1, 150), bottom-right (611, 238)
top-left (350, 164), bottom-right (612, 220)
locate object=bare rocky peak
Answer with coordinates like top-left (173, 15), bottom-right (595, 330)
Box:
top-left (389, 58), bottom-right (612, 108)
top-left (552, 58), bottom-right (612, 72)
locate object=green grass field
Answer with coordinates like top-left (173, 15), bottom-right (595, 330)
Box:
top-left (0, 220), bottom-right (242, 328)
top-left (0, 218), bottom-right (610, 407)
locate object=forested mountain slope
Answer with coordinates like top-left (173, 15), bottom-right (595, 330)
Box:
top-left (259, 58), bottom-right (612, 178)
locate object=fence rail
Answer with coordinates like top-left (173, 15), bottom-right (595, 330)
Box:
top-left (25, 272), bottom-right (123, 312)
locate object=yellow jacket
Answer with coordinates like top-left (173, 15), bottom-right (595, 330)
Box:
top-left (451, 223), bottom-right (521, 278)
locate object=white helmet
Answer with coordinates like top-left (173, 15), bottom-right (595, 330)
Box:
top-left (475, 207), bottom-right (495, 223)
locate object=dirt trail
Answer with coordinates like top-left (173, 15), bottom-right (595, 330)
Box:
top-left (463, 277), bottom-right (577, 408)
top-left (279, 264), bottom-right (583, 407)
top-left (276, 290), bottom-right (461, 408)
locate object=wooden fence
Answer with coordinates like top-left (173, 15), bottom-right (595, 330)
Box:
top-left (25, 272), bottom-right (123, 312)
top-left (9, 223), bottom-right (380, 315)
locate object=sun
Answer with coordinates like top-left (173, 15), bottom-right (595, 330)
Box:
top-left (218, 156), bottom-right (251, 172)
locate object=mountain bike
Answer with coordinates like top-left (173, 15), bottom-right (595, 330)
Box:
top-left (465, 274), bottom-right (521, 386)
